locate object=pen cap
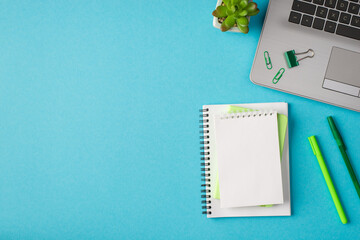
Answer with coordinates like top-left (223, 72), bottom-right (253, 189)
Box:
top-left (327, 117), bottom-right (345, 148)
top-left (308, 136), bottom-right (320, 156)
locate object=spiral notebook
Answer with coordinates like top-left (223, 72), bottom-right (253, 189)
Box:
top-left (200, 102), bottom-right (291, 218)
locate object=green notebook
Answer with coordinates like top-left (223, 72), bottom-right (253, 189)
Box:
top-left (213, 105), bottom-right (288, 200)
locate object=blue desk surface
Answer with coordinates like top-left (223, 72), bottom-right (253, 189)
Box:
top-left (0, 1), bottom-right (359, 239)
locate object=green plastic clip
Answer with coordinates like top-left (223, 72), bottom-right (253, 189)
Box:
top-left (284, 49), bottom-right (315, 68)
top-left (273, 68), bottom-right (285, 84)
top-left (264, 51), bottom-right (272, 70)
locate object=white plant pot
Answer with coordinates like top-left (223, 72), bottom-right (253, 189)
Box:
top-left (212, 0), bottom-right (251, 33)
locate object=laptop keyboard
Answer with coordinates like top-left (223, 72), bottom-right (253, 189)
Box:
top-left (288, 0), bottom-right (360, 41)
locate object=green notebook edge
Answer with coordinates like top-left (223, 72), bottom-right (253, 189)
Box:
top-left (213, 105), bottom-right (288, 201)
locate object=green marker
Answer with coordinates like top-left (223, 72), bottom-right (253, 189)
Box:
top-left (308, 136), bottom-right (348, 224)
top-left (327, 116), bottom-right (360, 199)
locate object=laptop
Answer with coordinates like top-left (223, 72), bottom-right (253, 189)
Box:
top-left (251, 0), bottom-right (360, 112)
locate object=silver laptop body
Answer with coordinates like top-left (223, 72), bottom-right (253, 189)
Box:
top-left (251, 0), bottom-right (360, 112)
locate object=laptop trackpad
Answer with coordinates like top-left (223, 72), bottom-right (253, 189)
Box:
top-left (323, 47), bottom-right (360, 97)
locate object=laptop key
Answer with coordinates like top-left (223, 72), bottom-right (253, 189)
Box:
top-left (289, 11), bottom-right (302, 24)
top-left (351, 15), bottom-right (360, 27)
top-left (328, 9), bottom-right (340, 21)
top-left (313, 18), bottom-right (326, 29)
top-left (313, 0), bottom-right (325, 5)
top-left (325, 0), bottom-right (337, 8)
top-left (301, 15), bottom-right (314, 27)
top-left (325, 21), bottom-right (337, 33)
top-left (336, 24), bottom-right (360, 40)
top-left (339, 13), bottom-right (351, 24)
top-left (316, 6), bottom-right (328, 18)
top-left (336, 0), bottom-right (349, 11)
top-left (292, 1), bottom-right (316, 15)
top-left (348, 3), bottom-right (360, 14)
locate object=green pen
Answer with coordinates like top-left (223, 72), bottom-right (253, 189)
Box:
top-left (308, 136), bottom-right (348, 224)
top-left (327, 116), bottom-right (360, 199)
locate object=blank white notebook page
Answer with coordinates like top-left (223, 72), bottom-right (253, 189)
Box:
top-left (215, 111), bottom-right (283, 208)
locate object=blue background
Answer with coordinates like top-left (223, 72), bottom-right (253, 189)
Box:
top-left (0, 0), bottom-right (359, 239)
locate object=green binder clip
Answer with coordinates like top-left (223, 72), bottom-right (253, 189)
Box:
top-left (272, 68), bottom-right (285, 84)
top-left (264, 51), bottom-right (272, 70)
top-left (284, 49), bottom-right (315, 68)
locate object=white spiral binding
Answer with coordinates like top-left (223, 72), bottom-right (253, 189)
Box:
top-left (199, 108), bottom-right (211, 215)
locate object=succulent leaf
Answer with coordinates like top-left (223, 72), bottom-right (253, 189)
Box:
top-left (223, 0), bottom-right (231, 6)
top-left (239, 0), bottom-right (248, 9)
top-left (230, 5), bottom-right (236, 13)
top-left (236, 16), bottom-right (249, 27)
top-left (247, 8), bottom-right (259, 16)
top-left (234, 0), bottom-right (242, 6)
top-left (220, 15), bottom-right (236, 32)
top-left (238, 9), bottom-right (248, 16)
top-left (226, 9), bottom-right (234, 16)
top-left (245, 2), bottom-right (257, 12)
top-left (237, 25), bottom-right (249, 34)
top-left (212, 6), bottom-right (228, 18)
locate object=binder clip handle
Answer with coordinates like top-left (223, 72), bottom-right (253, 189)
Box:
top-left (296, 49), bottom-right (315, 62)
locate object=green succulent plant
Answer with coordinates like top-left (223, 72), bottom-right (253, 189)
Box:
top-left (212, 0), bottom-right (260, 33)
